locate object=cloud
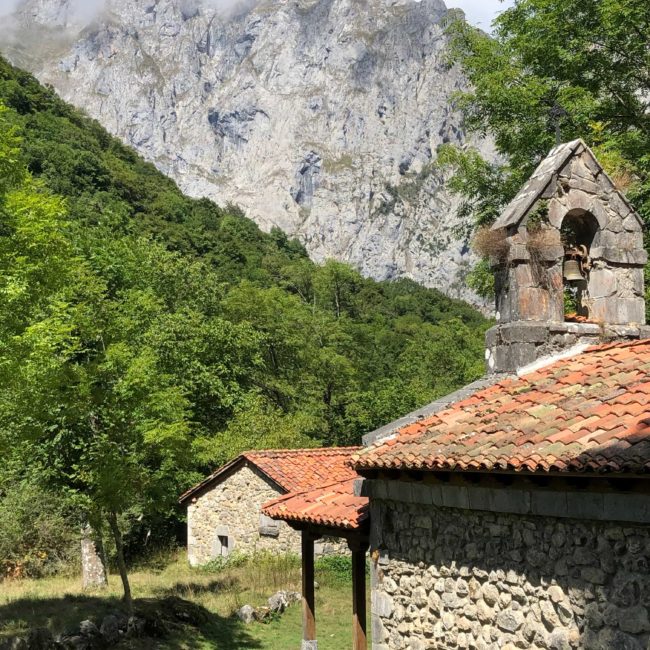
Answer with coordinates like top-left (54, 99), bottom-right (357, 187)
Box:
top-left (0, 0), bottom-right (256, 24)
top-left (199, 0), bottom-right (260, 17)
top-left (70, 0), bottom-right (106, 23)
top-left (0, 0), bottom-right (106, 22)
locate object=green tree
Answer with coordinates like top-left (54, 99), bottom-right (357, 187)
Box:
top-left (0, 110), bottom-right (241, 609)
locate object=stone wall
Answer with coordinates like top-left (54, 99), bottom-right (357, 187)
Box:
top-left (485, 320), bottom-right (650, 374)
top-left (370, 498), bottom-right (650, 650)
top-left (186, 465), bottom-right (302, 565)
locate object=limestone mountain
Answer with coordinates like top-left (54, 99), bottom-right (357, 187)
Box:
top-left (1, 0), bottom-right (488, 300)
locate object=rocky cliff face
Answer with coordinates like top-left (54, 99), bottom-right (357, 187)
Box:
top-left (2, 0), bottom-right (488, 300)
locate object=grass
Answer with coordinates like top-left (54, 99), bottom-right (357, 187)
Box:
top-left (0, 551), bottom-right (367, 650)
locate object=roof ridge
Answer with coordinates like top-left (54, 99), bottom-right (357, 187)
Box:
top-left (244, 446), bottom-right (361, 458)
top-left (352, 338), bottom-right (650, 477)
top-left (586, 338), bottom-right (650, 353)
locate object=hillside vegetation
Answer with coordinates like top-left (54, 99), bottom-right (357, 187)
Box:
top-left (0, 56), bottom-right (488, 579)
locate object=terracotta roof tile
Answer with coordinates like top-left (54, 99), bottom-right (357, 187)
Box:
top-left (241, 447), bottom-right (361, 493)
top-left (353, 340), bottom-right (650, 476)
top-left (262, 478), bottom-right (369, 530)
top-left (180, 447), bottom-right (360, 503)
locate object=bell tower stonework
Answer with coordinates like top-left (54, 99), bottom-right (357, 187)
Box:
top-left (485, 139), bottom-right (648, 374)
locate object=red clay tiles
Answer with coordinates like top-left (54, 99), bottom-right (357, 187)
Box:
top-left (262, 478), bottom-right (369, 530)
top-left (180, 447), bottom-right (360, 503)
top-left (353, 340), bottom-right (650, 476)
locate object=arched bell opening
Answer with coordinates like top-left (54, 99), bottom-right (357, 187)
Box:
top-left (560, 210), bottom-right (599, 320)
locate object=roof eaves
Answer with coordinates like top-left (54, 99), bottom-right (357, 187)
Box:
top-left (179, 454), bottom-right (288, 504)
top-left (178, 455), bottom-right (247, 504)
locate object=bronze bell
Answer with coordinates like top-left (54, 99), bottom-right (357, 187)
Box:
top-left (563, 258), bottom-right (584, 283)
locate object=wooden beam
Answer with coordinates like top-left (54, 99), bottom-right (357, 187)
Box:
top-left (301, 531), bottom-right (317, 650)
top-left (349, 539), bottom-right (369, 650)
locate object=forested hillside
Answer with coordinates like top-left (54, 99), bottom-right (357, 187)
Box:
top-left (0, 57), bottom-right (488, 576)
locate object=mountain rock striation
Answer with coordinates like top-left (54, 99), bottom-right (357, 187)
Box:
top-left (2, 0), bottom-right (489, 299)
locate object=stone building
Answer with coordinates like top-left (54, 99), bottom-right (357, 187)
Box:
top-left (264, 140), bottom-right (650, 650)
top-left (355, 340), bottom-right (650, 649)
top-left (348, 140), bottom-right (650, 650)
top-left (180, 447), bottom-right (358, 566)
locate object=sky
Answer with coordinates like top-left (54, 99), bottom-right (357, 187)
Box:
top-left (0, 0), bottom-right (18, 16)
top-left (0, 0), bottom-right (517, 27)
top-left (447, 0), bottom-right (516, 31)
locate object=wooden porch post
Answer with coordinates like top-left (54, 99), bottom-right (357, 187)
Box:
top-left (301, 530), bottom-right (317, 650)
top-left (350, 538), bottom-right (369, 650)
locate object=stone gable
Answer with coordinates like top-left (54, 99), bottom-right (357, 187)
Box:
top-left (186, 464), bottom-right (301, 565)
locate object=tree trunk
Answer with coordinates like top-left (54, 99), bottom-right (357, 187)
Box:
top-left (81, 523), bottom-right (108, 589)
top-left (107, 511), bottom-right (133, 616)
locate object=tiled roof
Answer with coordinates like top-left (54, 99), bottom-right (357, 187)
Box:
top-left (262, 479), bottom-right (369, 530)
top-left (353, 340), bottom-right (650, 476)
top-left (362, 376), bottom-right (503, 446)
top-left (179, 447), bottom-right (361, 503)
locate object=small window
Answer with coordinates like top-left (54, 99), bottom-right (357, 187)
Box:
top-left (218, 535), bottom-right (229, 556)
top-left (259, 514), bottom-right (280, 538)
top-left (212, 526), bottom-right (231, 558)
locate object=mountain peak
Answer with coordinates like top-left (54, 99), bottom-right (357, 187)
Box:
top-left (2, 0), bottom-right (489, 304)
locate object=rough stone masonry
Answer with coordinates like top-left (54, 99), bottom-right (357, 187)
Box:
top-left (485, 139), bottom-right (648, 374)
top-left (186, 464), bottom-right (346, 565)
top-left (186, 464), bottom-right (302, 565)
top-left (370, 498), bottom-right (650, 650)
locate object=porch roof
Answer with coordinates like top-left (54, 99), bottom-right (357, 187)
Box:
top-left (262, 478), bottom-right (369, 531)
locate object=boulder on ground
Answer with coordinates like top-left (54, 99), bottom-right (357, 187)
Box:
top-left (107, 611), bottom-right (128, 633)
top-left (25, 628), bottom-right (56, 650)
top-left (57, 633), bottom-right (91, 650)
top-left (237, 605), bottom-right (256, 624)
top-left (254, 607), bottom-right (271, 622)
top-left (268, 590), bottom-right (301, 614)
top-left (77, 622), bottom-right (98, 640)
top-left (125, 617), bottom-right (145, 639)
top-left (0, 638), bottom-right (28, 650)
top-left (99, 616), bottom-right (119, 645)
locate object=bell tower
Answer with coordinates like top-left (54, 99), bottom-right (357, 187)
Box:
top-left (485, 140), bottom-right (648, 374)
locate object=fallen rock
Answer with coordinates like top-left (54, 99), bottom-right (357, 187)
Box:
top-left (107, 611), bottom-right (128, 632)
top-left (254, 607), bottom-right (272, 622)
top-left (237, 605), bottom-right (256, 624)
top-left (25, 628), bottom-right (56, 650)
top-left (268, 590), bottom-right (301, 614)
top-left (99, 616), bottom-right (119, 645)
top-left (0, 638), bottom-right (28, 650)
top-left (57, 634), bottom-right (91, 650)
top-left (126, 617), bottom-right (145, 639)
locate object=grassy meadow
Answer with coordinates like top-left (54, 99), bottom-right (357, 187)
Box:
top-left (0, 551), bottom-right (366, 650)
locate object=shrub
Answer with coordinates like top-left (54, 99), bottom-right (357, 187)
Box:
top-left (197, 551), bottom-right (248, 574)
top-left (472, 226), bottom-right (509, 261)
top-left (0, 481), bottom-right (79, 579)
top-left (315, 554), bottom-right (355, 586)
